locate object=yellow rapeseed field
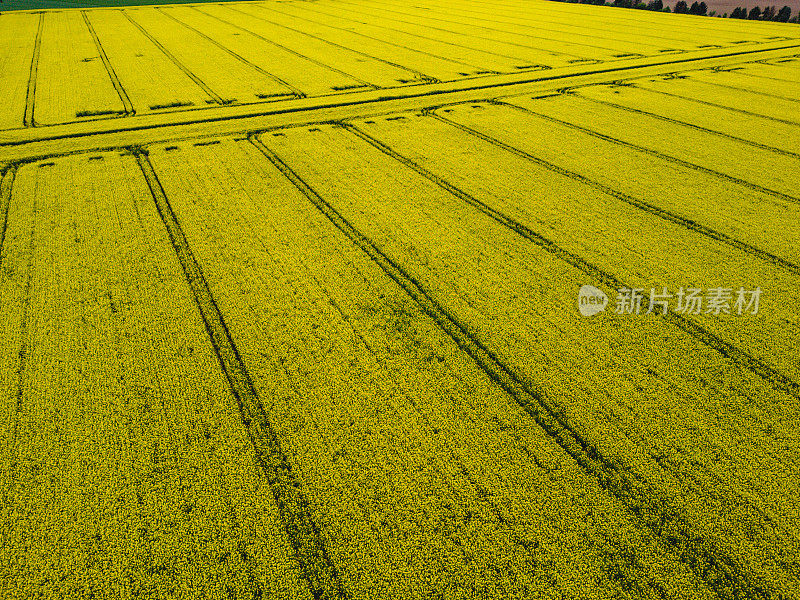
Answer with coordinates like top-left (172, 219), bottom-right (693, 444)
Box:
top-left (33, 10), bottom-right (126, 124)
top-left (0, 1), bottom-right (798, 598)
top-left (0, 12), bottom-right (40, 130)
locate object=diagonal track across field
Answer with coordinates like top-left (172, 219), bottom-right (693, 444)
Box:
top-left (1, 41), bottom-right (798, 161)
top-left (134, 148), bottom-right (349, 600)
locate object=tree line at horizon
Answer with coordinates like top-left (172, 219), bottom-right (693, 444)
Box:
top-left (556, 0), bottom-right (797, 21)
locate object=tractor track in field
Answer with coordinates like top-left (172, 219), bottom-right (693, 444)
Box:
top-left (344, 119), bottom-right (800, 540)
top-left (249, 2), bottom-right (490, 72)
top-left (360, 0), bottom-right (690, 47)
top-left (495, 96), bottom-right (800, 207)
top-left (409, 394), bottom-right (673, 599)
top-left (248, 132), bottom-right (780, 600)
top-left (289, 0), bottom-right (558, 67)
top-left (23, 13), bottom-right (44, 128)
top-left (305, 0), bottom-right (616, 59)
top-left (122, 10), bottom-right (224, 105)
top-left (133, 149), bottom-right (349, 600)
top-left (220, 5), bottom-right (437, 85)
top-left (2, 41), bottom-right (799, 161)
top-left (342, 114), bottom-right (800, 542)
top-left (82, 11), bottom-right (135, 116)
top-left (0, 166), bottom-right (16, 264)
top-left (688, 73), bottom-right (800, 103)
top-left (720, 63), bottom-right (800, 84)
top-left (339, 120), bottom-right (800, 548)
top-left (156, 7), bottom-right (306, 100)
top-left (310, 283), bottom-right (666, 598)
top-left (271, 261), bottom-right (532, 582)
top-left (189, 6), bottom-right (377, 90)
top-left (5, 171), bottom-right (37, 500)
top-left (571, 91), bottom-right (800, 159)
top-left (297, 265), bottom-right (541, 579)
top-left (631, 81), bottom-right (800, 126)
top-left (345, 117), bottom-right (800, 401)
top-left (424, 109), bottom-right (800, 276)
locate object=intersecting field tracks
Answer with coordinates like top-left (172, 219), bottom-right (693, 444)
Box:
top-left (2, 39), bottom-right (800, 161)
top-left (1, 2), bottom-right (800, 599)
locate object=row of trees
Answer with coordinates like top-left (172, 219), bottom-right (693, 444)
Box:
top-left (672, 1), bottom-right (710, 13)
top-left (729, 5), bottom-right (793, 19)
top-left (559, 0), bottom-right (798, 21)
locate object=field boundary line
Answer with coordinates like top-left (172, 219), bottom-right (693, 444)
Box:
top-left (156, 7), bottom-right (305, 99)
top-left (133, 149), bottom-right (349, 600)
top-left (571, 90), bottom-right (800, 158)
top-left (250, 130), bottom-right (779, 600)
top-left (344, 118), bottom-right (800, 400)
top-left (23, 13), bottom-right (44, 128)
top-left (122, 10), bottom-right (224, 104)
top-left (191, 6), bottom-right (376, 90)
top-left (496, 97), bottom-right (800, 205)
top-left (429, 107), bottom-right (800, 276)
top-left (82, 11), bottom-right (135, 116)
top-left (222, 4), bottom-right (437, 84)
